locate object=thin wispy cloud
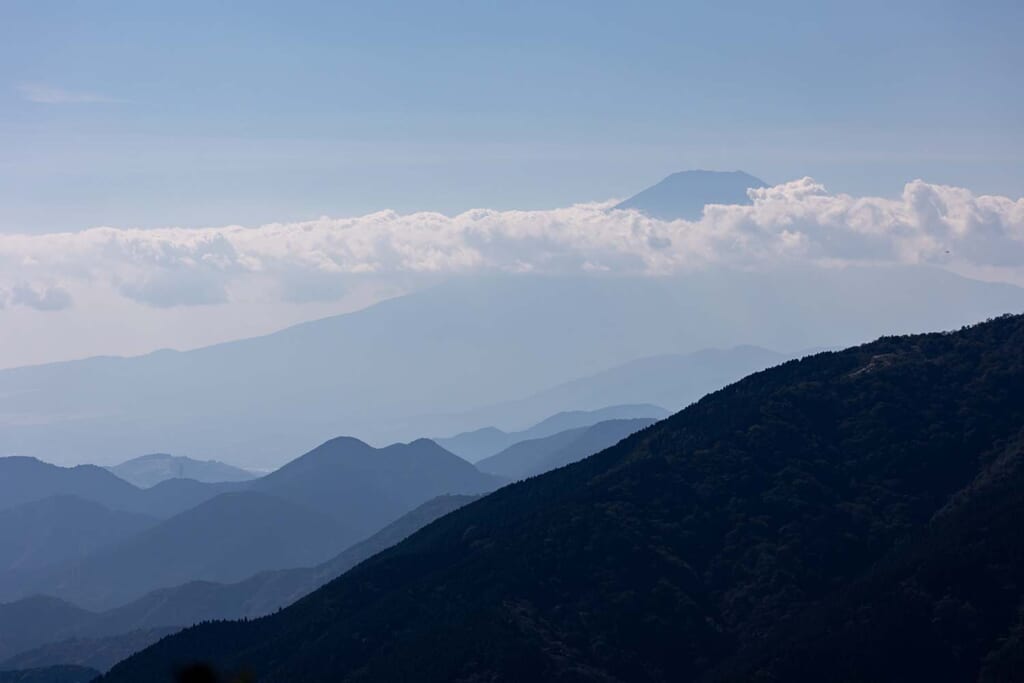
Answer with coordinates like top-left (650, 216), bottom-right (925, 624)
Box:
top-left (16, 83), bottom-right (122, 104)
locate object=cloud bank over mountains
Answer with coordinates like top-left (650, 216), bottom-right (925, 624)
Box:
top-left (0, 178), bottom-right (1021, 314)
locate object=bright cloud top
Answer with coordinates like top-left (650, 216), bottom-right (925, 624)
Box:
top-left (2, 178), bottom-right (1022, 311)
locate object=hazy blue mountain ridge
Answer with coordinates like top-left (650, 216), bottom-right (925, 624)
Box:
top-left (107, 454), bottom-right (255, 488)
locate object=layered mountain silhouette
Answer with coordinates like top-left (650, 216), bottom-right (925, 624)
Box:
top-left (475, 418), bottom-right (657, 480)
top-left (447, 346), bottom-right (788, 440)
top-left (0, 597), bottom-right (94, 663)
top-left (0, 437), bottom-right (502, 610)
top-left (0, 459), bottom-right (145, 515)
top-left (437, 405), bottom-right (667, 462)
top-left (1, 267), bottom-right (1021, 468)
top-left (613, 169), bottom-right (768, 220)
top-left (107, 454), bottom-right (254, 489)
top-left (0, 497), bottom-right (156, 572)
top-left (100, 314), bottom-right (1024, 682)
top-left (0, 495), bottom-right (475, 671)
top-left (244, 437), bottom-right (501, 538)
top-left (0, 492), bottom-right (349, 610)
top-left (0, 458), bottom-right (237, 519)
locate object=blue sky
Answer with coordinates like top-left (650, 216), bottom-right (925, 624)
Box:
top-left (2, 0), bottom-right (1022, 233)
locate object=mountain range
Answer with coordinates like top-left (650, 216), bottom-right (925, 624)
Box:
top-left (475, 418), bottom-right (658, 480)
top-left (99, 314), bottom-right (1024, 682)
top-left (0, 411), bottom-right (677, 669)
top-left (0, 497), bottom-right (155, 573)
top-left (1, 265), bottom-right (1020, 469)
top-left (0, 495), bottom-right (476, 672)
top-left (436, 405), bottom-right (668, 462)
top-left (0, 437), bottom-right (503, 611)
top-left (106, 454), bottom-right (255, 489)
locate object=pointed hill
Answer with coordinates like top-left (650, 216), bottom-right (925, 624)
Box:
top-left (614, 169), bottom-right (768, 220)
top-left (248, 437), bottom-right (503, 538)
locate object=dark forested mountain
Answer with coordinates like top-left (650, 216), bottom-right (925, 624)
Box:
top-left (102, 314), bottom-right (1024, 682)
top-left (0, 496), bottom-right (475, 672)
top-left (476, 418), bottom-right (657, 480)
top-left (107, 454), bottom-right (254, 489)
top-left (437, 405), bottom-right (668, 462)
top-left (1, 268), bottom-right (1020, 468)
top-left (0, 666), bottom-right (98, 683)
top-left (613, 169), bottom-right (767, 220)
top-left (0, 492), bottom-right (349, 610)
top-left (0, 497), bottom-right (156, 572)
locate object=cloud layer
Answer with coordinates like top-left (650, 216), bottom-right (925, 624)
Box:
top-left (1, 178), bottom-right (1022, 311)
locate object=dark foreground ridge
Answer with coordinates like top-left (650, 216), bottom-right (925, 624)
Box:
top-left (103, 314), bottom-right (1024, 682)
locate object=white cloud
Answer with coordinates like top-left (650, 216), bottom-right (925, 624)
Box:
top-left (4, 283), bottom-right (73, 311)
top-left (16, 83), bottom-right (122, 104)
top-left (0, 179), bottom-right (1021, 311)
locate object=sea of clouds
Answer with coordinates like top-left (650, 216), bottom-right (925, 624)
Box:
top-left (1, 178), bottom-right (1022, 312)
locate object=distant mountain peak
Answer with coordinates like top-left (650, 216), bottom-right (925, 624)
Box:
top-left (107, 453), bottom-right (254, 489)
top-left (615, 169), bottom-right (768, 221)
top-left (305, 436), bottom-right (376, 458)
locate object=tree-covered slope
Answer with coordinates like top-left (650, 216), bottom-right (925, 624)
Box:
top-left (102, 314), bottom-right (1024, 682)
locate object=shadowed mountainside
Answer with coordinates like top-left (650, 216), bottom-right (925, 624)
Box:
top-left (0, 666), bottom-right (98, 683)
top-left (0, 492), bottom-right (351, 610)
top-left (100, 314), bottom-right (1024, 682)
top-left (0, 597), bottom-right (95, 663)
top-left (0, 630), bottom-right (175, 677)
top-left (0, 497), bottom-right (156, 572)
top-left (0, 496), bottom-right (476, 672)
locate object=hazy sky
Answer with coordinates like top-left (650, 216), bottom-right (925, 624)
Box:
top-left (1, 1), bottom-right (1022, 370)
top-left (1, 175), bottom-right (1022, 368)
top-left (2, 1), bottom-right (1022, 234)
